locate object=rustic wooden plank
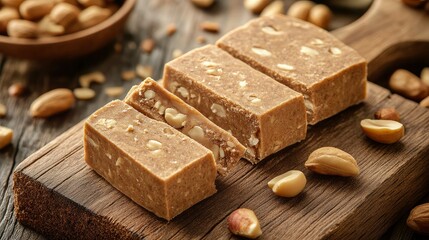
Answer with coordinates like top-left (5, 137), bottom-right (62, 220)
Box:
top-left (12, 82), bottom-right (429, 239)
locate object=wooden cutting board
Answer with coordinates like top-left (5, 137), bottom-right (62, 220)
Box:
top-left (12, 0), bottom-right (429, 239)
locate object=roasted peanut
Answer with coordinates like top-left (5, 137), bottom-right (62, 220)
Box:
top-left (374, 107), bottom-right (401, 122)
top-left (227, 208), bottom-right (262, 239)
top-left (19, 0), bottom-right (54, 21)
top-left (389, 69), bottom-right (429, 101)
top-left (7, 19), bottom-right (38, 38)
top-left (260, 0), bottom-right (284, 17)
top-left (268, 170), bottom-right (306, 197)
top-left (308, 4), bottom-right (332, 29)
top-left (30, 88), bottom-right (75, 118)
top-left (244, 0), bottom-right (271, 14)
top-left (360, 119), bottom-right (404, 144)
top-left (305, 147), bottom-right (359, 177)
top-left (287, 0), bottom-right (314, 20)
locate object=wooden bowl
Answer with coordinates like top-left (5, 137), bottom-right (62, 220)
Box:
top-left (0, 0), bottom-right (136, 60)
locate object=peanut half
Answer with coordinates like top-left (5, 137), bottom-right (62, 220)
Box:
top-left (0, 126), bottom-right (13, 149)
top-left (30, 88), bottom-right (75, 118)
top-left (407, 203), bottom-right (429, 235)
top-left (360, 119), bottom-right (404, 144)
top-left (7, 19), bottom-right (38, 38)
top-left (305, 147), bottom-right (359, 177)
top-left (268, 170), bottom-right (306, 197)
top-left (227, 208), bottom-right (262, 239)
top-left (191, 0), bottom-right (214, 8)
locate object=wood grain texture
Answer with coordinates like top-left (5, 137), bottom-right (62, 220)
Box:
top-left (12, 83), bottom-right (429, 239)
top-left (1, 0), bottom-right (429, 239)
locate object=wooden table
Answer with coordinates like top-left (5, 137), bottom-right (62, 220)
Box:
top-left (0, 0), bottom-right (427, 239)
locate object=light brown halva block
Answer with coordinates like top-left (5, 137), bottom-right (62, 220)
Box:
top-left (163, 45), bottom-right (307, 163)
top-left (84, 100), bottom-right (217, 220)
top-left (217, 15), bottom-right (367, 125)
top-left (125, 78), bottom-right (246, 175)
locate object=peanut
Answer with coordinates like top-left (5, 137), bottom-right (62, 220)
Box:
top-left (227, 208), bottom-right (262, 239)
top-left (8, 82), bottom-right (26, 97)
top-left (244, 0), bottom-right (271, 14)
top-left (420, 96), bottom-right (429, 108)
top-left (0, 7), bottom-right (20, 32)
top-left (7, 19), bottom-right (38, 38)
top-left (360, 119), bottom-right (405, 144)
top-left (268, 170), bottom-right (306, 197)
top-left (0, 126), bottom-right (13, 149)
top-left (19, 0), bottom-right (55, 21)
top-left (421, 67), bottom-right (429, 87)
top-left (38, 16), bottom-right (65, 36)
top-left (73, 88), bottom-right (95, 100)
top-left (374, 107), bottom-right (401, 122)
top-left (78, 6), bottom-right (111, 29)
top-left (30, 88), bottom-right (75, 118)
top-left (287, 0), bottom-right (314, 20)
top-left (104, 87), bottom-right (124, 97)
top-left (260, 0), bottom-right (284, 17)
top-left (305, 147), bottom-right (359, 177)
top-left (200, 21), bottom-right (220, 33)
top-left (79, 71), bottom-right (105, 88)
top-left (308, 4), bottom-right (332, 29)
top-left (389, 69), bottom-right (429, 101)
top-left (407, 203), bottom-right (429, 235)
top-left (50, 3), bottom-right (80, 27)
top-left (141, 38), bottom-right (155, 54)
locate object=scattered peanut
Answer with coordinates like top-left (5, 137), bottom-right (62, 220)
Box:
top-left (141, 38), bottom-right (155, 53)
top-left (389, 69), bottom-right (429, 101)
top-left (421, 67), bottom-right (429, 87)
top-left (121, 70), bottom-right (136, 81)
top-left (79, 71), bottom-right (106, 88)
top-left (104, 86), bottom-right (124, 97)
top-left (191, 0), bottom-right (214, 8)
top-left (374, 107), bottom-right (401, 122)
top-left (166, 23), bottom-right (177, 36)
top-left (287, 1), bottom-right (315, 20)
top-left (260, 0), bottom-right (285, 17)
top-left (360, 119), bottom-right (405, 144)
top-left (8, 82), bottom-right (26, 97)
top-left (0, 103), bottom-right (6, 118)
top-left (187, 126), bottom-right (205, 142)
top-left (407, 203), bottom-right (429, 235)
top-left (420, 96), bottom-right (429, 108)
top-left (30, 88), bottom-right (75, 118)
top-left (0, 126), bottom-right (13, 149)
top-left (136, 65), bottom-right (153, 79)
top-left (268, 170), bottom-right (306, 197)
top-left (227, 208), bottom-right (262, 239)
top-left (200, 21), bottom-right (220, 33)
top-left (308, 4), bottom-right (332, 29)
top-left (73, 88), bottom-right (96, 100)
top-left (305, 147), bottom-right (359, 177)
top-left (244, 0), bottom-right (271, 14)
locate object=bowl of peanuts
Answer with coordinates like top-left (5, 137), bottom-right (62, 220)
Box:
top-left (0, 0), bottom-right (136, 59)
